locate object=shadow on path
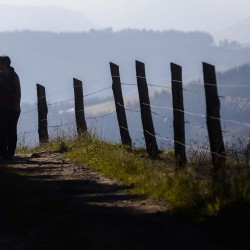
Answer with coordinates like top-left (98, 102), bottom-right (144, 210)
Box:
top-left (0, 153), bottom-right (223, 250)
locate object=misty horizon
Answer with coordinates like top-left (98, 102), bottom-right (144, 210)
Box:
top-left (0, 3), bottom-right (250, 44)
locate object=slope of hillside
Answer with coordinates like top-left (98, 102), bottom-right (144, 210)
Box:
top-left (17, 63), bottom-right (249, 149)
top-left (214, 16), bottom-right (250, 45)
top-left (0, 5), bottom-right (96, 32)
top-left (1, 30), bottom-right (250, 104)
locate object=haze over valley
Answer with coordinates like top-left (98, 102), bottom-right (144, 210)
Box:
top-left (1, 29), bottom-right (250, 104)
top-left (0, 3), bottom-right (249, 249)
top-left (0, 1), bottom-right (249, 148)
top-left (1, 3), bottom-right (250, 44)
top-left (18, 63), bottom-right (250, 148)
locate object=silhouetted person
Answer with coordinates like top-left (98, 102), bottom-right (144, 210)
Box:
top-left (0, 56), bottom-right (21, 160)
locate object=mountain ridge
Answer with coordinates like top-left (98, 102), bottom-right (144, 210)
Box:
top-left (0, 29), bottom-right (249, 104)
top-left (0, 5), bottom-right (97, 32)
top-left (214, 16), bottom-right (250, 44)
top-left (1, 4), bottom-right (250, 44)
top-left (18, 63), bottom-right (250, 147)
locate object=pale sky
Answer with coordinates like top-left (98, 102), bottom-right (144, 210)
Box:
top-left (1, 0), bottom-right (250, 42)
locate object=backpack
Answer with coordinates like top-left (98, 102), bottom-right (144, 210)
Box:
top-left (0, 70), bottom-right (11, 93)
top-left (0, 69), bottom-right (19, 111)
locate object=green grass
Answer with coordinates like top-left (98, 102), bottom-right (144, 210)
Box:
top-left (16, 133), bottom-right (250, 249)
top-left (27, 135), bottom-right (206, 211)
top-left (24, 134), bottom-right (250, 214)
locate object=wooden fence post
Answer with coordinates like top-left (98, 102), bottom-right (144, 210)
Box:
top-left (171, 63), bottom-right (187, 167)
top-left (203, 62), bottom-right (226, 177)
top-left (36, 84), bottom-right (48, 143)
top-left (73, 78), bottom-right (87, 135)
top-left (136, 60), bottom-right (159, 157)
top-left (110, 62), bottom-right (132, 147)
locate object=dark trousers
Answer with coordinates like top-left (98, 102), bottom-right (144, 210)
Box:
top-left (0, 109), bottom-right (20, 157)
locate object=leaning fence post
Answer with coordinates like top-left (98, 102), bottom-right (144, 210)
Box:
top-left (36, 84), bottom-right (48, 143)
top-left (136, 60), bottom-right (158, 157)
top-left (171, 63), bottom-right (187, 167)
top-left (110, 62), bottom-right (132, 147)
top-left (203, 62), bottom-right (226, 177)
top-left (73, 78), bottom-right (87, 135)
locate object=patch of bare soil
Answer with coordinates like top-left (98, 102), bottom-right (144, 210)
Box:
top-left (0, 152), bottom-right (224, 250)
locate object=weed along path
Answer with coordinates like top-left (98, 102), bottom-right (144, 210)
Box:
top-left (0, 152), bottom-right (223, 250)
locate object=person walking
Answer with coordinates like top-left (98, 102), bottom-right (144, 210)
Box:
top-left (0, 56), bottom-right (21, 160)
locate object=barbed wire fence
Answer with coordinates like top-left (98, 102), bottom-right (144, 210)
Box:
top-left (17, 61), bottom-right (250, 169)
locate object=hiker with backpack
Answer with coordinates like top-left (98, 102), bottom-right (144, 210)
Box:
top-left (0, 56), bottom-right (21, 160)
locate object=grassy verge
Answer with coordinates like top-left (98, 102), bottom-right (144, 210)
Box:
top-left (17, 133), bottom-right (250, 249)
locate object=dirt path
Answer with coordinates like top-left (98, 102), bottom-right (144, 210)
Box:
top-left (0, 152), bottom-right (223, 250)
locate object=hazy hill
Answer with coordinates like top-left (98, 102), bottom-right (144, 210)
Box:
top-left (123, 64), bottom-right (250, 147)
top-left (215, 16), bottom-right (250, 45)
top-left (0, 5), bottom-right (96, 32)
top-left (18, 63), bottom-right (250, 148)
top-left (1, 29), bottom-right (250, 104)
